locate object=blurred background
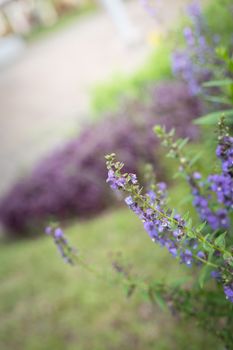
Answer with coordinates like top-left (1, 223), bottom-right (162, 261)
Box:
top-left (0, 0), bottom-right (232, 349)
top-left (0, 0), bottom-right (189, 195)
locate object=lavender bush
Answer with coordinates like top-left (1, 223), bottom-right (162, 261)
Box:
top-left (0, 81), bottom-right (202, 236)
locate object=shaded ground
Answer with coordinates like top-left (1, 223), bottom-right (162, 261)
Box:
top-left (0, 0), bottom-right (191, 195)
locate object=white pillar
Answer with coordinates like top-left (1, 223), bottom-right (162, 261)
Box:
top-left (99, 0), bottom-right (139, 44)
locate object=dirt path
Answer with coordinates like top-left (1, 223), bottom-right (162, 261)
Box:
top-left (0, 0), bottom-right (191, 195)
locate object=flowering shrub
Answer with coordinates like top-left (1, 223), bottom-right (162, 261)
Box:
top-left (103, 118), bottom-right (233, 347)
top-left (106, 118), bottom-right (233, 297)
top-left (45, 118), bottom-right (233, 347)
top-left (0, 81), bottom-right (202, 236)
top-left (43, 2), bottom-right (233, 347)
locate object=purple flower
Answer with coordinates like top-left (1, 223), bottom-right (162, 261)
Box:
top-left (45, 226), bottom-right (76, 265)
top-left (144, 221), bottom-right (158, 240)
top-left (197, 250), bottom-right (206, 260)
top-left (157, 182), bottom-right (167, 192)
top-left (54, 227), bottom-right (64, 239)
top-left (193, 172), bottom-right (201, 180)
top-left (183, 27), bottom-right (195, 46)
top-left (223, 284), bottom-right (233, 303)
top-left (147, 190), bottom-right (156, 204)
top-left (216, 208), bottom-right (229, 228)
top-left (106, 169), bottom-right (126, 190)
top-left (45, 226), bottom-right (52, 235)
top-left (106, 169), bottom-right (118, 190)
top-left (129, 173), bottom-right (138, 185)
top-left (180, 249), bottom-right (193, 266)
top-left (173, 228), bottom-right (184, 240)
top-left (168, 245), bottom-right (178, 257)
top-left (187, 2), bottom-right (201, 19)
top-left (211, 270), bottom-right (221, 280)
top-left (125, 196), bottom-right (134, 207)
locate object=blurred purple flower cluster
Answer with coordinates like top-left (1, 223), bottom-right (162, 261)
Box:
top-left (139, 0), bottom-right (161, 18)
top-left (0, 81), bottom-right (202, 236)
top-left (172, 2), bottom-right (214, 95)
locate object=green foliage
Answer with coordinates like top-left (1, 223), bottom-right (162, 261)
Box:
top-left (148, 283), bottom-right (233, 349)
top-left (196, 47), bottom-right (233, 125)
top-left (90, 45), bottom-right (172, 116)
top-left (203, 0), bottom-right (233, 47)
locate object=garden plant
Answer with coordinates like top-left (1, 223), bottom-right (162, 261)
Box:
top-left (1, 1), bottom-right (233, 349)
top-left (44, 2), bottom-right (233, 348)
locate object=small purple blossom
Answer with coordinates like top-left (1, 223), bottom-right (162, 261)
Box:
top-left (130, 173), bottom-right (138, 185)
top-left (144, 221), bottom-right (158, 240)
top-left (147, 190), bottom-right (156, 204)
top-left (180, 249), bottom-right (193, 266)
top-left (54, 228), bottom-right (64, 239)
top-left (125, 196), bottom-right (134, 207)
top-left (187, 2), bottom-right (201, 19)
top-left (193, 172), bottom-right (201, 180)
top-left (197, 250), bottom-right (206, 260)
top-left (211, 270), bottom-right (221, 280)
top-left (45, 226), bottom-right (76, 265)
top-left (45, 226), bottom-right (52, 235)
top-left (183, 27), bottom-right (195, 46)
top-left (223, 284), bottom-right (233, 303)
top-left (106, 169), bottom-right (126, 190)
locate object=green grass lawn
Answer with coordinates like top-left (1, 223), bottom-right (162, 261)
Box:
top-left (0, 207), bottom-right (223, 350)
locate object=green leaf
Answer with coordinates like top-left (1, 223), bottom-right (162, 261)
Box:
top-left (215, 46), bottom-right (228, 60)
top-left (228, 60), bottom-right (233, 73)
top-left (187, 229), bottom-right (196, 239)
top-left (204, 95), bottom-right (232, 105)
top-left (198, 265), bottom-right (212, 289)
top-left (214, 233), bottom-right (226, 249)
top-left (203, 242), bottom-right (214, 254)
top-left (173, 171), bottom-right (186, 179)
top-left (189, 152), bottom-right (202, 166)
top-left (223, 251), bottom-right (232, 260)
top-left (202, 235), bottom-right (214, 254)
top-left (194, 109), bottom-right (233, 125)
top-left (186, 218), bottom-right (193, 229)
top-left (202, 78), bottom-right (233, 87)
top-left (183, 211), bottom-right (190, 222)
top-left (153, 290), bottom-right (167, 311)
top-left (171, 276), bottom-right (191, 288)
top-left (196, 222), bottom-right (206, 233)
top-left (153, 125), bottom-right (163, 137)
top-left (177, 138), bottom-right (189, 150)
